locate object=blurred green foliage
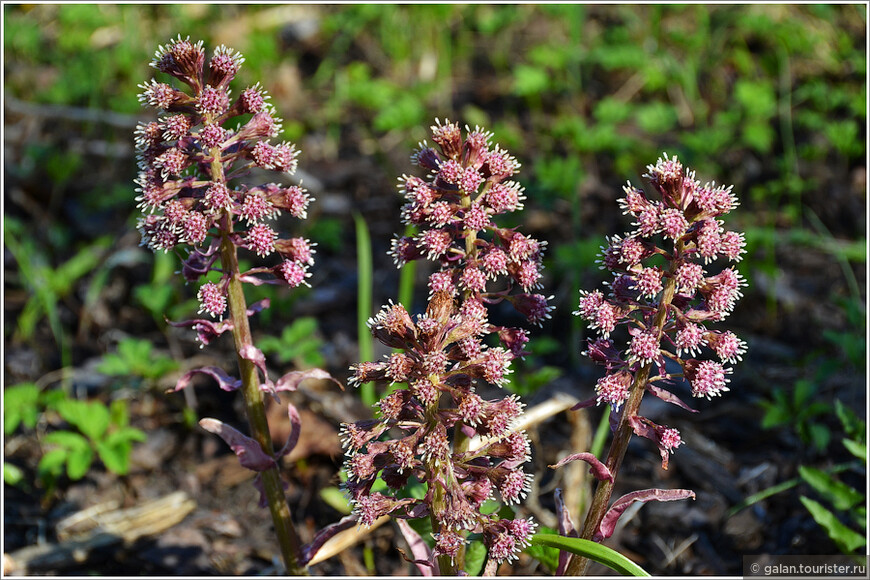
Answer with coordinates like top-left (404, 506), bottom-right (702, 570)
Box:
top-left (504, 336), bottom-right (565, 397)
top-left (258, 317), bottom-right (326, 369)
top-left (4, 383), bottom-right (146, 492)
top-left (3, 4), bottom-right (864, 385)
top-left (798, 401), bottom-right (867, 554)
top-left (759, 291), bottom-right (865, 453)
top-left (760, 376), bottom-right (834, 452)
top-left (5, 4), bottom-right (862, 184)
top-left (97, 337), bottom-right (180, 385)
top-left (4, 216), bottom-right (113, 369)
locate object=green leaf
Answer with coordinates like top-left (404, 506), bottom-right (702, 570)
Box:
top-left (464, 537), bottom-right (487, 576)
top-left (38, 448), bottom-right (69, 480)
top-left (532, 157), bottom-right (585, 204)
top-left (54, 237), bottom-right (111, 291)
top-left (39, 389), bottom-right (67, 410)
top-left (512, 64), bottom-right (549, 97)
top-left (373, 92), bottom-right (425, 132)
top-left (793, 378), bottom-right (815, 407)
top-left (354, 213), bottom-right (375, 408)
top-left (843, 439), bottom-right (866, 461)
top-left (727, 476), bottom-right (801, 518)
top-left (505, 365), bottom-right (563, 396)
top-left (734, 79), bottom-right (776, 119)
top-left (799, 466), bottom-right (864, 511)
top-left (182, 406), bottom-right (198, 429)
top-left (57, 399), bottom-right (110, 442)
top-left (259, 318), bottom-right (326, 367)
top-left (134, 283), bottom-right (174, 319)
top-left (320, 486), bottom-right (353, 515)
top-left (43, 430), bottom-right (91, 451)
top-left (4, 462), bottom-right (25, 487)
top-left (66, 446), bottom-right (94, 480)
top-left (119, 336), bottom-right (151, 363)
top-left (3, 383), bottom-right (41, 435)
top-left (104, 426), bottom-right (147, 446)
top-left (759, 396), bottom-right (790, 428)
top-left (109, 399), bottom-right (129, 428)
top-left (405, 478), bottom-right (427, 501)
top-left (593, 97), bottom-right (633, 124)
top-left (800, 496), bottom-right (866, 553)
top-left (522, 526), bottom-right (560, 572)
top-left (96, 440), bottom-right (131, 475)
top-left (825, 119), bottom-right (861, 158)
top-left (529, 533), bottom-right (650, 576)
top-left (15, 297), bottom-right (43, 342)
top-left (590, 43), bottom-right (647, 71)
top-left (804, 402), bottom-right (833, 419)
top-left (835, 400), bottom-right (865, 443)
top-left (98, 338), bottom-right (179, 381)
top-left (96, 353), bottom-right (132, 376)
top-left (742, 121), bottom-right (775, 154)
top-left (635, 101), bottom-right (678, 134)
top-left (807, 423), bottom-right (831, 452)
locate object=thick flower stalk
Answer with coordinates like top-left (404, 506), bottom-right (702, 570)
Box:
top-left (560, 154), bottom-right (747, 575)
top-left (342, 121), bottom-right (552, 574)
top-left (134, 36), bottom-right (321, 574)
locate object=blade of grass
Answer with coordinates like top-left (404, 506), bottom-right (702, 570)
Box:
top-left (590, 406), bottom-right (611, 459)
top-left (397, 224), bottom-right (417, 312)
top-left (804, 207), bottom-right (863, 303)
top-left (529, 533), bottom-right (649, 577)
top-left (354, 213), bottom-right (376, 408)
top-left (727, 462), bottom-right (857, 518)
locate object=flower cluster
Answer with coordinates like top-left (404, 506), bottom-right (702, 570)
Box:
top-left (134, 36), bottom-right (315, 318)
top-left (135, 38), bottom-right (341, 575)
top-left (390, 119), bottom-right (553, 327)
top-left (342, 294), bottom-right (536, 563)
top-left (342, 121), bottom-right (545, 569)
top-left (575, 154), bottom-right (747, 466)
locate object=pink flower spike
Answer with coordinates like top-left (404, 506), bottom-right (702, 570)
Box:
top-left (684, 359), bottom-right (732, 399)
top-left (660, 427), bottom-right (682, 453)
top-left (675, 322), bottom-right (706, 356)
top-left (197, 85), bottom-right (230, 117)
top-left (510, 293), bottom-right (554, 326)
top-left (706, 330), bottom-right (747, 363)
top-left (246, 222), bottom-right (277, 257)
top-left (432, 529), bottom-right (465, 568)
top-left (594, 372), bottom-right (632, 410)
top-left (696, 219), bottom-right (722, 262)
top-left (675, 262), bottom-right (705, 294)
top-left (635, 266), bottom-right (663, 299)
top-left (203, 182), bottom-right (234, 213)
top-left (574, 289), bottom-right (605, 320)
top-left (279, 260), bottom-right (311, 288)
top-left (197, 281), bottom-right (226, 318)
top-left (720, 230), bottom-right (747, 262)
top-left (629, 328), bottom-right (660, 365)
top-left (240, 83), bottom-right (269, 114)
top-left (660, 207), bottom-right (689, 240)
